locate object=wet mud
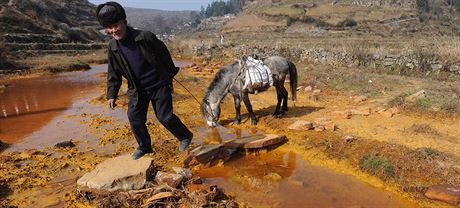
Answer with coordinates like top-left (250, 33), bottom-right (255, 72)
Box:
top-left (0, 61), bottom-right (458, 207)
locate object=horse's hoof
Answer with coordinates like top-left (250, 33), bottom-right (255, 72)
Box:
top-left (233, 119), bottom-right (241, 125)
top-left (251, 119), bottom-right (258, 125)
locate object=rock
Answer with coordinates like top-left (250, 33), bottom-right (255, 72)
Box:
top-left (406, 62), bottom-right (415, 70)
top-left (380, 110), bottom-right (395, 118)
top-left (351, 108), bottom-right (371, 116)
top-left (449, 65), bottom-right (459, 72)
top-left (353, 95), bottom-right (368, 103)
top-left (431, 64), bottom-right (443, 71)
top-left (263, 172), bottom-right (282, 182)
top-left (224, 135), bottom-right (265, 149)
top-left (304, 86), bottom-right (313, 92)
top-left (77, 155), bottom-right (155, 191)
top-left (18, 149), bottom-right (42, 160)
top-left (296, 86), bottom-right (304, 91)
top-left (55, 140), bottom-right (76, 148)
top-left (313, 89), bottom-right (321, 94)
top-left (244, 134), bottom-right (287, 149)
top-left (314, 126), bottom-right (325, 131)
top-left (155, 171), bottom-right (184, 188)
top-left (309, 94), bottom-right (318, 101)
top-left (314, 118), bottom-right (335, 131)
top-left (324, 122), bottom-right (336, 131)
top-left (288, 120), bottom-right (314, 130)
top-left (406, 90), bottom-right (426, 102)
top-left (425, 185), bottom-right (460, 205)
top-left (388, 107), bottom-right (400, 115)
top-left (185, 144), bottom-right (224, 165)
top-left (172, 167), bottom-right (193, 180)
top-left (343, 135), bottom-right (354, 143)
top-left (332, 111), bottom-right (352, 119)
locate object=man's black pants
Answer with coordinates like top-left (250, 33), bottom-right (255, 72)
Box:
top-left (127, 85), bottom-right (193, 152)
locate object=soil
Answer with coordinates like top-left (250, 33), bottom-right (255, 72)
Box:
top-left (0, 59), bottom-right (459, 207)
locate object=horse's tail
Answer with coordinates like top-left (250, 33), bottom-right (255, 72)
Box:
top-left (288, 60), bottom-right (298, 103)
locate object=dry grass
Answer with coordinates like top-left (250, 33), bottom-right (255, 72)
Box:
top-left (406, 123), bottom-right (441, 136)
top-left (17, 50), bottom-right (106, 72)
top-left (260, 6), bottom-right (304, 17)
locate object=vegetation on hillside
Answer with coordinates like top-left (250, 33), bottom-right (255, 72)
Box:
top-left (0, 33), bottom-right (7, 69)
top-left (200, 0), bottom-right (245, 17)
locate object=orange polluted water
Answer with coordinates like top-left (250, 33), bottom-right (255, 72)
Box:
top-left (0, 68), bottom-right (103, 144)
top-left (195, 149), bottom-right (417, 207)
top-left (194, 127), bottom-right (417, 208)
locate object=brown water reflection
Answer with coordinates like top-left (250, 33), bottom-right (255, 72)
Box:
top-left (193, 126), bottom-right (417, 207)
top-left (0, 67), bottom-right (103, 143)
top-left (195, 148), bottom-right (417, 208)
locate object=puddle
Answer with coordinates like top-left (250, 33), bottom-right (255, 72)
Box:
top-left (0, 67), bottom-right (103, 144)
top-left (195, 147), bottom-right (417, 207)
top-left (0, 60), bottom-right (191, 149)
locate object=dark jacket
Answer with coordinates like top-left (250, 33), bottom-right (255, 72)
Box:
top-left (106, 27), bottom-right (179, 106)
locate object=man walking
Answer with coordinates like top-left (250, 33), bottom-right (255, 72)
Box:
top-left (96, 2), bottom-right (193, 159)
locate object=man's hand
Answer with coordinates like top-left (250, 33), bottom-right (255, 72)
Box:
top-left (108, 98), bottom-right (117, 109)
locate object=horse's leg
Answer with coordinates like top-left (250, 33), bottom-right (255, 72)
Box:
top-left (273, 82), bottom-right (283, 116)
top-left (278, 75), bottom-right (289, 113)
top-left (232, 94), bottom-right (242, 124)
top-left (241, 92), bottom-right (258, 125)
top-left (281, 85), bottom-right (289, 113)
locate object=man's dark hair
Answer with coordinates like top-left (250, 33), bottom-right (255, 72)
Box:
top-left (96, 1), bottom-right (126, 27)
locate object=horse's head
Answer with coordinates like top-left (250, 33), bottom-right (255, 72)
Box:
top-left (201, 100), bottom-right (221, 127)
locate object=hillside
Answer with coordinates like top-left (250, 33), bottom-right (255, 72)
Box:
top-left (0, 0), bottom-right (105, 56)
top-left (125, 7), bottom-right (193, 35)
top-left (227, 0), bottom-right (460, 37)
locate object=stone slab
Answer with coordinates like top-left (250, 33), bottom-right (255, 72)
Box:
top-left (425, 185), bottom-right (460, 205)
top-left (223, 134), bottom-right (266, 149)
top-left (155, 171), bottom-right (184, 188)
top-left (288, 120), bottom-right (314, 130)
top-left (244, 134), bottom-right (287, 149)
top-left (77, 154), bottom-right (155, 191)
top-left (193, 144), bottom-right (224, 163)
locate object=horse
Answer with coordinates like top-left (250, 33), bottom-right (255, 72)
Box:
top-left (201, 56), bottom-right (298, 127)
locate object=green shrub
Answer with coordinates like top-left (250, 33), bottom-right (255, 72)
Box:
top-left (359, 154), bottom-right (395, 178)
top-left (415, 97), bottom-right (432, 108)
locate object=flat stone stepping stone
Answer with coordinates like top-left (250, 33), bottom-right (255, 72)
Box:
top-left (185, 144), bottom-right (224, 164)
top-left (425, 185), bottom-right (460, 205)
top-left (223, 134), bottom-right (265, 148)
top-left (77, 154), bottom-right (155, 191)
top-left (244, 134), bottom-right (287, 149)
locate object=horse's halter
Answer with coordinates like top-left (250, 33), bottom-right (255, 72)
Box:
top-left (203, 100), bottom-right (218, 121)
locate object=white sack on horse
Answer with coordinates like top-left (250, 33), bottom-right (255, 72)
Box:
top-left (242, 56), bottom-right (273, 93)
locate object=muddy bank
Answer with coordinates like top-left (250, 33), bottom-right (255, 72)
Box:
top-left (1, 59), bottom-right (459, 207)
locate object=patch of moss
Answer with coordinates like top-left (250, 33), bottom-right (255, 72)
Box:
top-left (359, 154), bottom-right (395, 178)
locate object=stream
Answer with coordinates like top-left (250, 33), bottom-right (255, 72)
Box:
top-left (0, 63), bottom-right (418, 207)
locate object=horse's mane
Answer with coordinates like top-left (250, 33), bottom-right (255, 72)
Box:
top-left (202, 61), bottom-right (238, 102)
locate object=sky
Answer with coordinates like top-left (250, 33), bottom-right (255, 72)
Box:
top-left (88, 0), bottom-right (217, 11)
